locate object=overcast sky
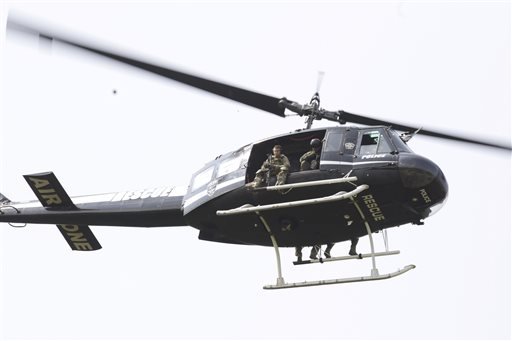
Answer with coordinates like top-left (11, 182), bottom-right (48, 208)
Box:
top-left (1, 1), bottom-right (510, 340)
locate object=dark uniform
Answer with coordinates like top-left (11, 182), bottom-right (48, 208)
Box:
top-left (295, 138), bottom-right (359, 261)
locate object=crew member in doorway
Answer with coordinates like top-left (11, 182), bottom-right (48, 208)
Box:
top-left (299, 138), bottom-right (322, 171)
top-left (246, 145), bottom-right (290, 189)
top-left (298, 138), bottom-right (336, 260)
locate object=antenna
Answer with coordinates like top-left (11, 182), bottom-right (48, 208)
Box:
top-left (316, 71), bottom-right (325, 93)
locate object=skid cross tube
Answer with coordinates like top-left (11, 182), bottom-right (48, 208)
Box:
top-left (261, 176), bottom-right (358, 191)
top-left (217, 185), bottom-right (369, 216)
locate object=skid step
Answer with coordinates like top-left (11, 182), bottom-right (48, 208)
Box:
top-left (293, 250), bottom-right (400, 265)
top-left (264, 265), bottom-right (416, 290)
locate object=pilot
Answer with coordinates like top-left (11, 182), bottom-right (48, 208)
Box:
top-left (299, 138), bottom-right (322, 171)
top-left (246, 144), bottom-right (290, 189)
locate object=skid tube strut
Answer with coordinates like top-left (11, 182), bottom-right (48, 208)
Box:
top-left (255, 212), bottom-right (285, 287)
top-left (263, 198), bottom-right (416, 289)
top-left (217, 184), bottom-right (415, 289)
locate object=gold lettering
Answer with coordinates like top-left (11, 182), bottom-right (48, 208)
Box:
top-left (68, 232), bottom-right (86, 242)
top-left (60, 224), bottom-right (79, 232)
top-left (38, 188), bottom-right (55, 194)
top-left (362, 194), bottom-right (386, 221)
top-left (42, 194), bottom-right (62, 205)
top-left (74, 242), bottom-right (93, 251)
top-left (29, 177), bottom-right (50, 189)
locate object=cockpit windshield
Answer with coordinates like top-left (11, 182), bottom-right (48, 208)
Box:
top-left (388, 129), bottom-right (413, 153)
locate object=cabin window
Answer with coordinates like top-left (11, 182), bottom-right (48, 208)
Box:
top-left (191, 166), bottom-right (214, 191)
top-left (217, 156), bottom-right (242, 178)
top-left (217, 145), bottom-right (251, 178)
top-left (359, 130), bottom-right (392, 155)
top-left (325, 131), bottom-right (343, 152)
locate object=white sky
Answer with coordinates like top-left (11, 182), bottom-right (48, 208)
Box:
top-left (1, 1), bottom-right (510, 340)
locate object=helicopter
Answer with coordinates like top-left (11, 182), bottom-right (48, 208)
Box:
top-left (1, 19), bottom-right (510, 290)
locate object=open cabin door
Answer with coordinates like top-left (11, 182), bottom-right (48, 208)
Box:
top-left (245, 129), bottom-right (327, 184)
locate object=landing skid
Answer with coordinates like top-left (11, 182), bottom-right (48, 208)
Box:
top-left (216, 179), bottom-right (415, 289)
top-left (264, 265), bottom-right (416, 289)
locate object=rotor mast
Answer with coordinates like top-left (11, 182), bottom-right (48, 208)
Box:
top-left (278, 96), bottom-right (346, 129)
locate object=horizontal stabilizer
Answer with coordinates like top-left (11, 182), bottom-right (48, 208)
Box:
top-left (23, 171), bottom-right (102, 251)
top-left (23, 172), bottom-right (76, 209)
top-left (57, 224), bottom-right (102, 251)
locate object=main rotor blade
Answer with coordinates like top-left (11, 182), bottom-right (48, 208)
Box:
top-left (338, 110), bottom-right (511, 151)
top-left (7, 19), bottom-right (286, 117)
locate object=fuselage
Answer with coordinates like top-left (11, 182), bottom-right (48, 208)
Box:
top-left (0, 126), bottom-right (448, 248)
top-left (183, 126), bottom-right (448, 246)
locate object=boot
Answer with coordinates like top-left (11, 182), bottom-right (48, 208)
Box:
top-left (324, 243), bottom-right (334, 258)
top-left (245, 177), bottom-right (263, 190)
top-left (349, 237), bottom-right (359, 256)
top-left (310, 245), bottom-right (320, 260)
top-left (295, 246), bottom-right (303, 262)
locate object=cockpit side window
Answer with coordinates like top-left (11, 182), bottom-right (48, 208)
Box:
top-left (191, 166), bottom-right (214, 192)
top-left (359, 130), bottom-right (392, 155)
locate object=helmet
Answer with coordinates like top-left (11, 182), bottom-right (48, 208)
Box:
top-left (310, 138), bottom-right (322, 148)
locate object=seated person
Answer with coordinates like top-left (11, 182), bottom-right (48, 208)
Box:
top-left (246, 145), bottom-right (290, 189)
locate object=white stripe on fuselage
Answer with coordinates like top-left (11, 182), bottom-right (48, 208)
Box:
top-left (6, 185), bottom-right (187, 209)
top-left (321, 160), bottom-right (392, 166)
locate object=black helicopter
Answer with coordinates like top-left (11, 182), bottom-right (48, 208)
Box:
top-left (1, 20), bottom-right (510, 289)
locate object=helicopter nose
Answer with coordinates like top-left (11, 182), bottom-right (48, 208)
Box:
top-left (398, 154), bottom-right (449, 219)
top-left (398, 154), bottom-right (441, 189)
